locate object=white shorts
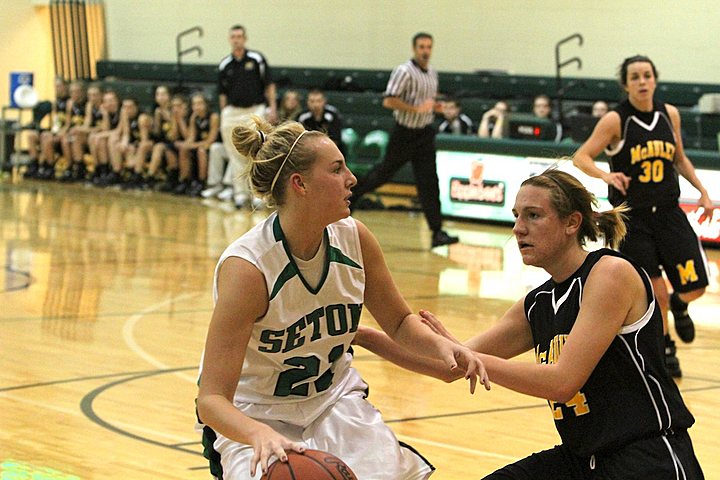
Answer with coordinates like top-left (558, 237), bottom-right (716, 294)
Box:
top-left (203, 388), bottom-right (434, 480)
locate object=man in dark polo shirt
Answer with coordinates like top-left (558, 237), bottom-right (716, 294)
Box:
top-left (297, 89), bottom-right (344, 154)
top-left (217, 24), bottom-right (276, 208)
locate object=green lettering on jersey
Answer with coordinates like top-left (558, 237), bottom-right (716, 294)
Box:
top-left (349, 304), bottom-right (362, 333)
top-left (306, 307), bottom-right (324, 341)
top-left (326, 304), bottom-right (348, 336)
top-left (258, 329), bottom-right (284, 353)
top-left (282, 317), bottom-right (307, 353)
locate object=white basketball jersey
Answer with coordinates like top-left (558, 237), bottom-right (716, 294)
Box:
top-left (207, 212), bottom-right (366, 413)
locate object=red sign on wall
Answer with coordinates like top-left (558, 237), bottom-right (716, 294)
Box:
top-left (680, 203), bottom-right (720, 246)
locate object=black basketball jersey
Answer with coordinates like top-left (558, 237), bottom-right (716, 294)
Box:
top-left (128, 114), bottom-right (141, 142)
top-left (155, 108), bottom-right (172, 141)
top-left (605, 100), bottom-right (680, 209)
top-left (70, 101), bottom-right (86, 127)
top-left (90, 105), bottom-right (103, 127)
top-left (55, 97), bottom-right (68, 126)
top-left (193, 114), bottom-right (210, 141)
top-left (524, 248), bottom-right (694, 457)
top-left (108, 110), bottom-right (120, 130)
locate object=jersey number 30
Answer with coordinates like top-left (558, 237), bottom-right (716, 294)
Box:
top-left (638, 160), bottom-right (664, 183)
top-left (273, 344), bottom-right (345, 397)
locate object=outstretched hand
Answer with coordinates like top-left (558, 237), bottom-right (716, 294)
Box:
top-left (697, 192), bottom-right (715, 224)
top-left (603, 171), bottom-right (631, 196)
top-left (420, 309), bottom-right (461, 344)
top-left (420, 310), bottom-right (491, 393)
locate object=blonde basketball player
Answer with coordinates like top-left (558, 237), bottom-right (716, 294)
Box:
top-left (195, 117), bottom-right (488, 479)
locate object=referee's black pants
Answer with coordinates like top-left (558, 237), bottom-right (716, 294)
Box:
top-left (352, 123), bottom-right (443, 232)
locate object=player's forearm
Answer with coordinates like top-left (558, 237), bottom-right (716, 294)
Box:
top-left (677, 156), bottom-right (708, 196)
top-left (573, 151), bottom-right (609, 182)
top-left (197, 393), bottom-right (269, 444)
top-left (391, 313), bottom-right (467, 374)
top-left (355, 327), bottom-right (459, 382)
top-left (478, 354), bottom-right (578, 403)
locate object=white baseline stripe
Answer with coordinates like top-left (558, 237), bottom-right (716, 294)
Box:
top-left (122, 293), bottom-right (204, 384)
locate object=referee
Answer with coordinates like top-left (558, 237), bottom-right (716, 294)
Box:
top-left (351, 32), bottom-right (458, 248)
top-left (218, 24), bottom-right (276, 208)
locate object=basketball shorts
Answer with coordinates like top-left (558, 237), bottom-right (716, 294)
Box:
top-left (202, 370), bottom-right (434, 480)
top-left (482, 429), bottom-right (704, 479)
top-left (620, 205), bottom-right (709, 293)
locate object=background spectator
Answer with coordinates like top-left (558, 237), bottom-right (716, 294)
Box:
top-left (278, 90), bottom-right (302, 122)
top-left (478, 100), bottom-right (509, 138)
top-left (438, 97), bottom-right (474, 135)
top-left (297, 88), bottom-right (344, 153)
top-left (592, 100), bottom-right (609, 118)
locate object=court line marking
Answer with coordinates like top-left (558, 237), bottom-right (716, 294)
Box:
top-left (0, 367), bottom-right (195, 393)
top-left (79, 367), bottom-right (206, 458)
top-left (1, 307), bottom-right (213, 324)
top-left (122, 292), bottom-right (204, 383)
top-left (0, 390), bottom-right (195, 444)
top-left (396, 434), bottom-right (518, 461)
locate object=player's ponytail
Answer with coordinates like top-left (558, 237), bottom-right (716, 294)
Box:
top-left (522, 168), bottom-right (628, 248)
top-left (231, 116), bottom-right (323, 206)
top-left (594, 206), bottom-right (629, 250)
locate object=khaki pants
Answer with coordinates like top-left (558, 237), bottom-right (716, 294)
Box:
top-left (221, 104), bottom-right (267, 194)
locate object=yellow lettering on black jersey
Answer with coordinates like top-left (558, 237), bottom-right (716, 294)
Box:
top-left (676, 260), bottom-right (698, 286)
top-left (630, 141), bottom-right (675, 164)
top-left (537, 334), bottom-right (590, 420)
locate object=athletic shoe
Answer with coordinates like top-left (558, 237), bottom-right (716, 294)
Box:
top-left (664, 334), bottom-right (682, 378)
top-left (234, 192), bottom-right (249, 209)
top-left (217, 186), bottom-right (234, 201)
top-left (59, 168), bottom-right (74, 182)
top-left (670, 292), bottom-right (695, 343)
top-left (100, 170), bottom-right (122, 187)
top-left (121, 172), bottom-right (143, 190)
top-left (188, 180), bottom-right (206, 197)
top-left (72, 162), bottom-right (87, 182)
top-left (36, 164), bottom-right (55, 180)
top-left (201, 184), bottom-right (224, 198)
top-left (431, 230), bottom-right (460, 248)
top-left (23, 160), bottom-right (39, 178)
top-left (158, 170), bottom-right (179, 193)
top-left (173, 180), bottom-right (190, 195)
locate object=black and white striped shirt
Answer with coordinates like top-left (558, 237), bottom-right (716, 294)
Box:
top-left (384, 60), bottom-right (438, 129)
top-left (438, 114), bottom-right (475, 135)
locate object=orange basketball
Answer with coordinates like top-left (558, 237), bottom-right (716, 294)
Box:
top-left (262, 449), bottom-right (357, 480)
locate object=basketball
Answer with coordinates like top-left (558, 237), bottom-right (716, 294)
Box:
top-left (262, 449), bottom-right (357, 480)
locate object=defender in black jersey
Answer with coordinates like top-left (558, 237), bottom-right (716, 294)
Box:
top-left (355, 169), bottom-right (703, 479)
top-left (573, 56), bottom-right (714, 378)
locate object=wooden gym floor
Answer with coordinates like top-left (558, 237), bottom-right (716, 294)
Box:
top-left (1, 179), bottom-right (718, 479)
